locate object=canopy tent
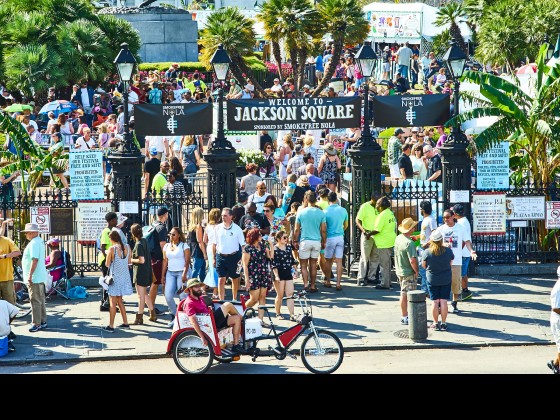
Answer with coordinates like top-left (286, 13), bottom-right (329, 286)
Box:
top-left (362, 2), bottom-right (472, 45)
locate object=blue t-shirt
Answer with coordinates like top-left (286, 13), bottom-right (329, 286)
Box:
top-left (315, 55), bottom-right (324, 72)
top-left (421, 247), bottom-right (454, 286)
top-left (324, 204), bottom-right (348, 238)
top-left (22, 236), bottom-right (48, 284)
top-left (296, 207), bottom-right (326, 242)
top-left (308, 175), bottom-right (323, 190)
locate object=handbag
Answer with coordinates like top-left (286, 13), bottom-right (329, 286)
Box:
top-left (103, 255), bottom-right (115, 286)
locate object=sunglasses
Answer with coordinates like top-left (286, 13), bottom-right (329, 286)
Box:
top-left (169, 233), bottom-right (177, 236)
top-left (263, 209), bottom-right (271, 213)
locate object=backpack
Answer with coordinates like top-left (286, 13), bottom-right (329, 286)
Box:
top-left (142, 221), bottom-right (164, 259)
top-left (63, 249), bottom-right (75, 279)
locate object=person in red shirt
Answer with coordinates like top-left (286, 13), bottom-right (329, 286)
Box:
top-left (184, 278), bottom-right (244, 354)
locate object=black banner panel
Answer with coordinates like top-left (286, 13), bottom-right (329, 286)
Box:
top-left (226, 97), bottom-right (362, 131)
top-left (135, 103), bottom-right (213, 135)
top-left (372, 94), bottom-right (450, 127)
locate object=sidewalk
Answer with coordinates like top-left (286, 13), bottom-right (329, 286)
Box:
top-left (0, 273), bottom-right (556, 365)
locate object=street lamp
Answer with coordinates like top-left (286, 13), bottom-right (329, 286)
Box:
top-left (109, 42), bottom-right (143, 228)
top-left (353, 41), bottom-right (379, 149)
top-left (347, 41), bottom-right (385, 264)
top-left (443, 38), bottom-right (466, 120)
top-left (113, 42), bottom-right (137, 153)
top-left (203, 43), bottom-right (239, 209)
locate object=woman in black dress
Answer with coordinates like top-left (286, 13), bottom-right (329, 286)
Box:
top-left (130, 223), bottom-right (156, 325)
top-left (242, 227), bottom-right (274, 326)
top-left (272, 231), bottom-right (298, 322)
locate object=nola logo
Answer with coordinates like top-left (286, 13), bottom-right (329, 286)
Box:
top-left (401, 96), bottom-right (423, 126)
top-left (163, 106), bottom-right (185, 134)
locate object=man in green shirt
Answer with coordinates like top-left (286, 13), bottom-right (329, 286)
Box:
top-left (356, 191), bottom-right (382, 286)
top-left (394, 218), bottom-right (419, 325)
top-left (371, 196), bottom-right (397, 289)
top-left (151, 161), bottom-right (170, 198)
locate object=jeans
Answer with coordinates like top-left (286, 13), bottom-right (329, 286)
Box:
top-left (164, 270), bottom-right (183, 316)
top-left (398, 64), bottom-right (409, 80)
top-left (418, 248), bottom-right (428, 294)
top-left (192, 257), bottom-right (206, 282)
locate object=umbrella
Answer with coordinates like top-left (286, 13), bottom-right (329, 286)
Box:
top-left (516, 63), bottom-right (537, 75)
top-left (39, 100), bottom-right (78, 116)
top-left (3, 103), bottom-right (33, 113)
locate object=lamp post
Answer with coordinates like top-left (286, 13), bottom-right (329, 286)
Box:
top-left (347, 41), bottom-right (385, 260)
top-left (108, 42), bottom-right (143, 228)
top-left (203, 44), bottom-right (239, 210)
top-left (440, 38), bottom-right (471, 213)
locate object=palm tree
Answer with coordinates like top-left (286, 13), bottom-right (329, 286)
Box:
top-left (257, 0), bottom-right (286, 84)
top-left (447, 44), bottom-right (560, 243)
top-left (199, 7), bottom-right (267, 97)
top-left (96, 14), bottom-right (142, 65)
top-left (312, 0), bottom-right (369, 98)
top-left (434, 1), bottom-right (468, 56)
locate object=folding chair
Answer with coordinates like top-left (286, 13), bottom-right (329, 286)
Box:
top-left (46, 247), bottom-right (70, 300)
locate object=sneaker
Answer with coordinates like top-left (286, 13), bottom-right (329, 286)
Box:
top-left (375, 285), bottom-right (390, 290)
top-left (231, 344), bottom-right (244, 355)
top-left (401, 316), bottom-right (409, 325)
top-left (103, 326), bottom-right (115, 333)
top-left (28, 324), bottom-right (40, 333)
top-left (461, 289), bottom-right (473, 301)
top-left (40, 322), bottom-right (48, 330)
top-left (8, 331), bottom-right (16, 340)
top-left (547, 360), bottom-right (560, 374)
top-left (440, 323), bottom-right (448, 331)
top-left (429, 321), bottom-right (441, 331)
top-left (167, 319), bottom-right (175, 328)
top-left (450, 302), bottom-right (459, 314)
top-left (8, 341), bottom-right (15, 352)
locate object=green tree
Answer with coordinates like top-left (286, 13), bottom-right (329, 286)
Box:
top-left (434, 1), bottom-right (468, 56)
top-left (199, 7), bottom-right (266, 97)
top-left (312, 0), bottom-right (369, 97)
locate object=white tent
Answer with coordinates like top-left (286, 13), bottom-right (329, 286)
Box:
top-left (362, 2), bottom-right (472, 45)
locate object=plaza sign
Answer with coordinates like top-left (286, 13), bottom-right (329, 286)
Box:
top-left (226, 97), bottom-right (361, 131)
top-left (372, 94), bottom-right (450, 127)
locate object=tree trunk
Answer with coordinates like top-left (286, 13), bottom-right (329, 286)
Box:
top-left (311, 39), bottom-right (343, 97)
top-left (296, 47), bottom-right (308, 96)
top-left (272, 41), bottom-right (283, 84)
top-left (451, 22), bottom-right (469, 56)
top-left (289, 47), bottom-right (298, 84)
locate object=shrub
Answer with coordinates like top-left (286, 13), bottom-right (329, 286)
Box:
top-left (237, 148), bottom-right (266, 167)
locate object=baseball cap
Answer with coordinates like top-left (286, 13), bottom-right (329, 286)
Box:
top-left (157, 207), bottom-right (169, 216)
top-left (452, 204), bottom-right (465, 216)
top-left (46, 238), bottom-right (60, 246)
top-left (295, 144), bottom-right (303, 153)
top-left (412, 127), bottom-right (420, 132)
top-left (149, 146), bottom-right (158, 155)
top-left (384, 46), bottom-right (390, 51)
top-left (394, 128), bottom-right (405, 136)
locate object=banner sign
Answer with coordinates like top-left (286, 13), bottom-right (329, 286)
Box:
top-left (473, 193), bottom-right (507, 235)
top-left (226, 97), bottom-right (361, 131)
top-left (69, 150), bottom-right (104, 200)
top-left (372, 94), bottom-right (450, 127)
top-left (366, 11), bottom-right (422, 40)
top-left (505, 196), bottom-right (545, 220)
top-left (476, 141), bottom-right (509, 190)
top-left (135, 103), bottom-right (213, 136)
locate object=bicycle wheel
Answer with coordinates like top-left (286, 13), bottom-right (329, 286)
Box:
top-left (172, 331), bottom-right (214, 374)
top-left (13, 280), bottom-right (31, 318)
top-left (300, 329), bottom-right (344, 374)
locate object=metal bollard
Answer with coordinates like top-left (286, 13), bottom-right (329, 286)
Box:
top-left (407, 290), bottom-right (427, 341)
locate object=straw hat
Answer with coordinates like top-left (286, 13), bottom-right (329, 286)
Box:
top-left (397, 217), bottom-right (418, 233)
top-left (302, 135), bottom-right (314, 147)
top-left (323, 143), bottom-right (337, 156)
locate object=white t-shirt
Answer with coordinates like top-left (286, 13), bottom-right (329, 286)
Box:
top-left (145, 136), bottom-right (165, 153)
top-left (456, 216), bottom-right (472, 257)
top-left (396, 46), bottom-right (413, 66)
top-left (248, 192), bottom-right (271, 214)
top-left (211, 223), bottom-right (245, 255)
top-left (74, 136), bottom-right (96, 150)
top-left (81, 88), bottom-right (91, 108)
top-left (163, 242), bottom-right (187, 271)
top-left (127, 90), bottom-right (139, 113)
top-left (0, 300), bottom-right (19, 338)
top-left (419, 214), bottom-right (438, 247)
top-left (168, 136), bottom-right (182, 153)
top-left (436, 223), bottom-right (465, 266)
top-left (551, 279), bottom-right (560, 320)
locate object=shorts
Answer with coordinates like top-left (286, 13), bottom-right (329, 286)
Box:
top-left (383, 62), bottom-right (390, 73)
top-left (461, 257), bottom-right (471, 277)
top-left (325, 236), bottom-right (344, 259)
top-left (398, 274), bottom-right (417, 294)
top-left (213, 306), bottom-right (228, 330)
top-left (299, 240), bottom-right (321, 259)
top-left (216, 251), bottom-right (242, 279)
top-left (0, 280), bottom-right (16, 304)
top-left (276, 267), bottom-right (292, 281)
top-left (427, 282), bottom-right (452, 301)
top-left (451, 265), bottom-right (461, 295)
top-left (151, 258), bottom-right (163, 285)
top-left (551, 315), bottom-right (560, 352)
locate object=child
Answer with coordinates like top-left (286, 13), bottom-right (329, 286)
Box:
top-left (548, 266), bottom-right (560, 374)
top-left (281, 173), bottom-right (297, 214)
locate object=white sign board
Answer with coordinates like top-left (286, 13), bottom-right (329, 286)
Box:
top-left (505, 196), bottom-right (545, 220)
top-left (473, 193), bottom-right (506, 234)
top-left (545, 201), bottom-right (560, 229)
top-left (119, 201), bottom-right (139, 214)
top-left (213, 103), bottom-right (259, 150)
top-left (476, 142), bottom-right (509, 190)
top-left (69, 150), bottom-right (104, 200)
top-left (30, 207), bottom-right (50, 234)
top-left (450, 190), bottom-right (470, 203)
top-left (76, 201), bottom-right (113, 242)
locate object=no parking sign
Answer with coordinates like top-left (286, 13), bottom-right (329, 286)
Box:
top-left (30, 207), bottom-right (51, 234)
top-left (546, 201), bottom-right (560, 229)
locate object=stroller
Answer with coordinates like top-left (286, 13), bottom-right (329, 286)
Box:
top-left (46, 247), bottom-right (71, 300)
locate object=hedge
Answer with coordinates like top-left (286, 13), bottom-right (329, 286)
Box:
top-left (138, 56), bottom-right (267, 73)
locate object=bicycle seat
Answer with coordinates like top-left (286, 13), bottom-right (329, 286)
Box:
top-left (258, 305), bottom-right (275, 310)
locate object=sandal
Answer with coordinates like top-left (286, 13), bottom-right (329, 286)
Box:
top-left (430, 322), bottom-right (441, 331)
top-left (309, 288), bottom-right (319, 293)
top-left (335, 285), bottom-right (343, 291)
top-left (323, 282), bottom-right (332, 288)
top-left (276, 313), bottom-right (284, 320)
top-left (289, 314), bottom-right (298, 322)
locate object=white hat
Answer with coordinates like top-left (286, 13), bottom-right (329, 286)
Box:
top-left (22, 223), bottom-right (40, 232)
top-left (245, 84), bottom-right (254, 92)
top-left (384, 46), bottom-right (390, 51)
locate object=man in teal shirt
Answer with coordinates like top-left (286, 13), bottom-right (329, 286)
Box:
top-left (22, 223), bottom-right (48, 332)
top-left (323, 191), bottom-right (348, 291)
top-left (293, 191), bottom-right (326, 293)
